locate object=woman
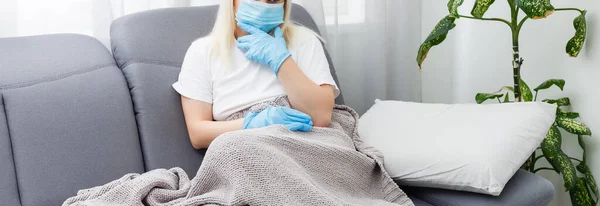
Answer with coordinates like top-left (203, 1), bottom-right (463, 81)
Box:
top-left (61, 1), bottom-right (412, 204)
top-left (173, 0), bottom-right (340, 149)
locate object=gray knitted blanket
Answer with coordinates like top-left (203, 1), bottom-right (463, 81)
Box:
top-left (63, 97), bottom-right (414, 206)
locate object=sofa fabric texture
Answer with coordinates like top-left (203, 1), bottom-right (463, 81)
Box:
top-left (0, 94), bottom-right (20, 206)
top-left (402, 170), bottom-right (555, 206)
top-left (0, 34), bottom-right (145, 206)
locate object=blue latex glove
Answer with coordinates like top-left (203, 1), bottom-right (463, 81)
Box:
top-left (243, 106), bottom-right (313, 132)
top-left (236, 22), bottom-right (292, 75)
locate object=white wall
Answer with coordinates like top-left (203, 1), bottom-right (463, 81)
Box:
top-left (421, 0), bottom-right (600, 205)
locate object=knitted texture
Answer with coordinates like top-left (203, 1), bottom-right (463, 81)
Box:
top-left (62, 97), bottom-right (414, 206)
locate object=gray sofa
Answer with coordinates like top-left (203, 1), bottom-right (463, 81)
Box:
top-left (0, 5), bottom-right (554, 206)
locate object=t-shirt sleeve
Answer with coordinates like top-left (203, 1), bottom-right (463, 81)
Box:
top-left (294, 33), bottom-right (341, 98)
top-left (172, 40), bottom-right (213, 104)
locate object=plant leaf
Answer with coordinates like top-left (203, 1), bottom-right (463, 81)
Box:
top-left (520, 78), bottom-right (533, 102)
top-left (544, 97), bottom-right (571, 106)
top-left (448, 0), bottom-right (465, 18)
top-left (557, 110), bottom-right (580, 119)
top-left (417, 16), bottom-right (457, 71)
top-left (541, 125), bottom-right (562, 173)
top-left (534, 79), bottom-right (566, 92)
top-left (569, 178), bottom-right (595, 206)
top-left (557, 116), bottom-right (592, 135)
top-left (577, 163), bottom-right (599, 197)
top-left (471, 0), bottom-right (496, 18)
top-left (503, 92), bottom-right (510, 103)
top-left (517, 0), bottom-right (555, 19)
top-left (496, 86), bottom-right (515, 93)
top-left (475, 93), bottom-right (504, 104)
top-left (557, 153), bottom-right (579, 191)
top-left (567, 11), bottom-right (587, 57)
top-left (542, 126), bottom-right (578, 190)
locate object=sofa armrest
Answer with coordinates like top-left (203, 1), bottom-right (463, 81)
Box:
top-left (401, 170), bottom-right (555, 206)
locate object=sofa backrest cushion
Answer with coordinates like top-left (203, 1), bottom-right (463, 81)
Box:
top-left (110, 6), bottom-right (216, 176)
top-left (0, 34), bottom-right (145, 206)
top-left (110, 4), bottom-right (343, 176)
top-left (0, 94), bottom-right (20, 206)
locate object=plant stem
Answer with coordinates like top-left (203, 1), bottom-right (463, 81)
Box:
top-left (458, 15), bottom-right (512, 27)
top-left (534, 91), bottom-right (538, 102)
top-left (517, 17), bottom-right (529, 37)
top-left (529, 151), bottom-right (537, 172)
top-left (510, 0), bottom-right (522, 102)
top-left (507, 0), bottom-right (515, 12)
top-left (554, 8), bottom-right (584, 13)
top-left (578, 135), bottom-right (587, 163)
top-left (569, 157), bottom-right (583, 163)
top-left (534, 167), bottom-right (555, 173)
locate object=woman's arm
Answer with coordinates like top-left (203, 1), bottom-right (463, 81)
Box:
top-left (235, 24), bottom-right (336, 127)
top-left (277, 58), bottom-right (335, 127)
top-left (181, 96), bottom-right (244, 149)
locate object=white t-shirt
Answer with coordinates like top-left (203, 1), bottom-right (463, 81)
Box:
top-left (172, 29), bottom-right (340, 121)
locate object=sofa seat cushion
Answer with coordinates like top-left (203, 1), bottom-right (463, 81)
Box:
top-left (409, 195), bottom-right (434, 206)
top-left (401, 170), bottom-right (555, 206)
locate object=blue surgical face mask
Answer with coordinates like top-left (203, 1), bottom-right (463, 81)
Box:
top-left (236, 0), bottom-right (285, 33)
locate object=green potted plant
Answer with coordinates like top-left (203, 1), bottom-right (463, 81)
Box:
top-left (416, 0), bottom-right (596, 205)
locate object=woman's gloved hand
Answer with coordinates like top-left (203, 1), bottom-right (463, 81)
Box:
top-left (243, 106), bottom-right (313, 132)
top-left (236, 22), bottom-right (292, 75)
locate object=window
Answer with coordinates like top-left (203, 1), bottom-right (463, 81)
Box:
top-left (15, 0), bottom-right (96, 36)
top-left (323, 0), bottom-right (365, 25)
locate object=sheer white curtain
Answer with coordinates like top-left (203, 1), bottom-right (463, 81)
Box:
top-left (300, 0), bottom-right (422, 114)
top-left (0, 0), bottom-right (422, 114)
top-left (0, 0), bottom-right (221, 48)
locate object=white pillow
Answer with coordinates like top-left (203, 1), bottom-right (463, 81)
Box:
top-left (358, 100), bottom-right (557, 196)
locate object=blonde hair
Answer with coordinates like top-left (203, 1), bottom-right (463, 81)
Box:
top-left (208, 0), bottom-right (319, 66)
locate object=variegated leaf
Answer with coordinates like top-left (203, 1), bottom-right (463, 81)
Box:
top-left (534, 79), bottom-right (566, 92)
top-left (542, 126), bottom-right (577, 190)
top-left (557, 153), bottom-right (578, 191)
top-left (557, 116), bottom-right (592, 136)
top-left (544, 97), bottom-right (571, 106)
top-left (541, 125), bottom-right (562, 173)
top-left (577, 163), bottom-right (599, 197)
top-left (517, 0), bottom-right (555, 19)
top-left (448, 0), bottom-right (465, 18)
top-left (520, 78), bottom-right (533, 102)
top-left (417, 16), bottom-right (457, 71)
top-left (471, 0), bottom-right (496, 18)
top-left (569, 178), bottom-right (595, 206)
top-left (567, 11), bottom-right (587, 57)
top-left (557, 109), bottom-right (580, 119)
top-left (475, 93), bottom-right (504, 104)
top-left (503, 92), bottom-right (510, 103)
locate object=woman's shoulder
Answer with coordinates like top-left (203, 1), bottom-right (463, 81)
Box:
top-left (182, 36), bottom-right (215, 70)
top-left (186, 36), bottom-right (213, 55)
top-left (289, 26), bottom-right (323, 49)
